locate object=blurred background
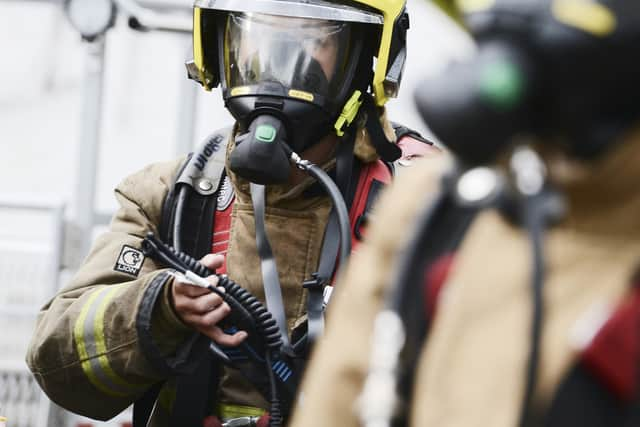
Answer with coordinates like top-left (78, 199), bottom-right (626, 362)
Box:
top-left (0, 1), bottom-right (471, 425)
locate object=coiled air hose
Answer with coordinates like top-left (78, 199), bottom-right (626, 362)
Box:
top-left (141, 232), bottom-right (284, 427)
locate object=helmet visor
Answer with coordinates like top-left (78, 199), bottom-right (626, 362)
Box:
top-left (225, 12), bottom-right (354, 100)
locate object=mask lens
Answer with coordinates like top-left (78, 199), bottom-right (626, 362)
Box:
top-left (225, 12), bottom-right (352, 98)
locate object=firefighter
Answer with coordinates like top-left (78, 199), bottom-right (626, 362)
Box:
top-left (292, 0), bottom-right (640, 426)
top-left (26, 0), bottom-right (436, 426)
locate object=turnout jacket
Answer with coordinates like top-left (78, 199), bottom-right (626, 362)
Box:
top-left (291, 127), bottom-right (640, 427)
top-left (25, 115), bottom-right (428, 425)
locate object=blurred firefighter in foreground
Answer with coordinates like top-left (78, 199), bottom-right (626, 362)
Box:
top-left (292, 0), bottom-right (640, 426)
top-left (25, 0), bottom-right (436, 426)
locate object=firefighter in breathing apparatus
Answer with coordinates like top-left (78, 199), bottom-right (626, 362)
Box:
top-left (26, 0), bottom-right (436, 425)
top-left (292, 0), bottom-right (640, 426)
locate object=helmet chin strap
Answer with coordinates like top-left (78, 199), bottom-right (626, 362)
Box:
top-left (361, 93), bottom-right (402, 162)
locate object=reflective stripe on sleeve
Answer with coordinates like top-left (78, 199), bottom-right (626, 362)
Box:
top-left (217, 403), bottom-right (266, 421)
top-left (74, 285), bottom-right (148, 397)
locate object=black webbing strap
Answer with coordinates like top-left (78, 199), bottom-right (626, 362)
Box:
top-left (354, 179), bottom-right (385, 241)
top-left (134, 131), bottom-right (230, 427)
top-left (335, 129), bottom-right (357, 205)
top-left (133, 382), bottom-right (163, 427)
top-left (170, 352), bottom-right (220, 427)
top-left (388, 180), bottom-right (483, 426)
top-left (250, 183), bottom-right (293, 353)
top-left (167, 184), bottom-right (220, 427)
top-left (544, 363), bottom-right (640, 427)
top-left (171, 184), bottom-right (218, 258)
top-left (362, 94), bottom-right (402, 162)
top-left (305, 130), bottom-right (358, 343)
top-left (304, 211), bottom-right (339, 342)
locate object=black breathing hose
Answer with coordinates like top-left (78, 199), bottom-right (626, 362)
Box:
top-left (518, 194), bottom-right (547, 427)
top-left (155, 146), bottom-right (353, 427)
top-left (288, 151), bottom-right (351, 268)
top-left (172, 185), bottom-right (190, 253)
top-left (141, 233), bottom-right (285, 427)
top-left (141, 233), bottom-right (282, 354)
top-left (265, 352), bottom-right (283, 427)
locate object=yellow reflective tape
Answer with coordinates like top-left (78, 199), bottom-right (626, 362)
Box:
top-left (94, 285), bottom-right (146, 391)
top-left (455, 0), bottom-right (495, 13)
top-left (288, 89), bottom-right (314, 102)
top-left (230, 86), bottom-right (251, 96)
top-left (193, 7), bottom-right (211, 91)
top-left (158, 383), bottom-right (177, 412)
top-left (74, 287), bottom-right (108, 362)
top-left (74, 287), bottom-right (127, 397)
top-left (217, 403), bottom-right (266, 420)
top-left (362, 0), bottom-right (404, 106)
top-left (552, 0), bottom-right (616, 37)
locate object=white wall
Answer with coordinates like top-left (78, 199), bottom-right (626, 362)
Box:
top-left (0, 0), bottom-right (472, 216)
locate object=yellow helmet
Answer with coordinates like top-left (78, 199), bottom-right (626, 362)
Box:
top-left (431, 0), bottom-right (461, 21)
top-left (190, 0), bottom-right (409, 107)
top-left (430, 0), bottom-right (496, 24)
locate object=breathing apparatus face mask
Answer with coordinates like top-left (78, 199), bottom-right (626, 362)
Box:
top-left (221, 12), bottom-right (360, 185)
top-left (226, 13), bottom-right (350, 100)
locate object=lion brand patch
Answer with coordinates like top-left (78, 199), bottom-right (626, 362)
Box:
top-left (114, 245), bottom-right (145, 277)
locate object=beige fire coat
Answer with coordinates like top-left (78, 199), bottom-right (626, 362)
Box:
top-left (290, 126), bottom-right (640, 427)
top-left (25, 116), bottom-right (429, 426)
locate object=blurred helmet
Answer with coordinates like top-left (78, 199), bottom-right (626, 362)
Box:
top-left (417, 0), bottom-right (640, 165)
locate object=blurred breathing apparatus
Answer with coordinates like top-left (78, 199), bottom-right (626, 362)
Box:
top-left (359, 2), bottom-right (640, 427)
top-left (419, 0), bottom-right (640, 166)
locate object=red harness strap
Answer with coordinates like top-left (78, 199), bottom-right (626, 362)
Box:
top-left (209, 161), bottom-right (390, 273)
top-left (581, 284), bottom-right (640, 401)
top-left (349, 159), bottom-right (392, 250)
top-left (211, 195), bottom-right (233, 275)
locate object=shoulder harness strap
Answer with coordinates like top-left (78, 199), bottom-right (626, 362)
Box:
top-left (161, 127), bottom-right (232, 258)
top-left (135, 127), bottom-right (232, 427)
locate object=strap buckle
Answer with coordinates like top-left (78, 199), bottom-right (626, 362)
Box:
top-left (303, 272), bottom-right (328, 291)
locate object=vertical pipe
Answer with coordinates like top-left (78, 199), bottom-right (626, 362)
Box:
top-left (174, 43), bottom-right (198, 156)
top-left (49, 202), bottom-right (66, 292)
top-left (72, 36), bottom-right (107, 263)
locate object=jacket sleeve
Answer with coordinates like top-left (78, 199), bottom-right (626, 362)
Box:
top-left (26, 157), bottom-right (204, 421)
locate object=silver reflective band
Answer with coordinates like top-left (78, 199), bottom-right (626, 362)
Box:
top-left (222, 416), bottom-right (260, 427)
top-left (195, 0), bottom-right (383, 24)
